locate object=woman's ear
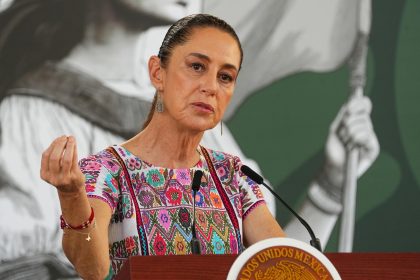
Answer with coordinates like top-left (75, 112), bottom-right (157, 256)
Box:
top-left (148, 55), bottom-right (164, 91)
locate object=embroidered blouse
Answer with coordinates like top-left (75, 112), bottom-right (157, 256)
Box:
top-left (80, 144), bottom-right (265, 277)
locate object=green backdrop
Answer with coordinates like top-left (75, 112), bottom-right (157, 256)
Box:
top-left (228, 0), bottom-right (420, 252)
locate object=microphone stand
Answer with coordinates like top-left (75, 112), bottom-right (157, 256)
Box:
top-left (261, 180), bottom-right (322, 251)
top-left (241, 165), bottom-right (322, 252)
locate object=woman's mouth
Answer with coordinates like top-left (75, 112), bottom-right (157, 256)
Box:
top-left (192, 102), bottom-right (215, 113)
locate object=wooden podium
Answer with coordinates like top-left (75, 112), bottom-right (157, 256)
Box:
top-left (116, 253), bottom-right (420, 279)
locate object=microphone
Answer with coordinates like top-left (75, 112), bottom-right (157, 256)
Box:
top-left (190, 170), bottom-right (203, 254)
top-left (240, 165), bottom-right (322, 252)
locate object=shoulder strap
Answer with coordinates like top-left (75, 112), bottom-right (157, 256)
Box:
top-left (106, 147), bottom-right (149, 256)
top-left (199, 146), bottom-right (243, 253)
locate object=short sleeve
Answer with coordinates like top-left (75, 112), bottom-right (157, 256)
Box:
top-left (234, 156), bottom-right (266, 219)
top-left (79, 151), bottom-right (121, 212)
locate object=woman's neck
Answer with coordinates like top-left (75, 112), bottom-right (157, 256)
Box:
top-left (124, 117), bottom-right (204, 169)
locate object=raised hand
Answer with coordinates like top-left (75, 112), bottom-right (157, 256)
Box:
top-left (40, 135), bottom-right (85, 195)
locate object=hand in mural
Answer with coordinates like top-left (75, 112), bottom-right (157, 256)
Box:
top-left (316, 95), bottom-right (380, 206)
top-left (40, 136), bottom-right (85, 195)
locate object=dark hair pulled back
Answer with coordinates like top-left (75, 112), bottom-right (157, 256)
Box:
top-left (158, 13), bottom-right (243, 69)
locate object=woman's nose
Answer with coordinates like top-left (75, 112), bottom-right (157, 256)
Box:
top-left (200, 73), bottom-right (217, 95)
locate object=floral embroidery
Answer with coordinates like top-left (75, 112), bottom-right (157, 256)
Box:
top-left (110, 236), bottom-right (139, 258)
top-left (251, 185), bottom-right (264, 199)
top-left (86, 184), bottom-right (95, 193)
top-left (127, 158), bottom-right (136, 170)
top-left (125, 236), bottom-right (137, 255)
top-left (178, 207), bottom-right (191, 228)
top-left (142, 212), bottom-right (151, 229)
top-left (166, 186), bottom-right (182, 205)
top-left (126, 157), bottom-right (141, 171)
top-left (121, 194), bottom-right (133, 219)
top-left (195, 192), bottom-right (205, 207)
top-left (229, 233), bottom-right (238, 253)
top-left (112, 193), bottom-right (133, 223)
top-left (158, 209), bottom-right (171, 231)
top-left (212, 151), bottom-right (225, 161)
top-left (138, 189), bottom-right (154, 208)
top-left (84, 160), bottom-right (102, 171)
top-left (245, 176), bottom-right (256, 186)
top-left (153, 232), bottom-right (167, 255)
top-left (84, 172), bottom-right (100, 184)
top-left (210, 192), bottom-right (223, 209)
top-left (175, 169), bottom-right (191, 186)
top-left (233, 196), bottom-right (242, 218)
top-left (212, 211), bottom-right (224, 228)
top-left (102, 159), bottom-right (120, 174)
top-left (104, 174), bottom-right (118, 193)
top-left (211, 232), bottom-right (225, 254)
top-left (196, 210), bottom-right (209, 233)
top-left (216, 165), bottom-right (228, 181)
top-left (173, 232), bottom-right (188, 255)
top-left (146, 169), bottom-right (165, 187)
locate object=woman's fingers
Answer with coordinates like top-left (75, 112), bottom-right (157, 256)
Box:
top-left (40, 142), bottom-right (54, 180)
top-left (48, 135), bottom-right (68, 174)
top-left (69, 136), bottom-right (80, 173)
top-left (61, 136), bottom-right (75, 174)
top-left (40, 135), bottom-right (85, 191)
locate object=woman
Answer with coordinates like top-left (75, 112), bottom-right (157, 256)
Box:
top-left (41, 14), bottom-right (285, 279)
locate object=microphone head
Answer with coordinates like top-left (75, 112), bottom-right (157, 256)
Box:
top-left (192, 170), bottom-right (203, 192)
top-left (240, 165), bottom-right (264, 184)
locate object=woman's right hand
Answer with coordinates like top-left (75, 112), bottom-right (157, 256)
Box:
top-left (40, 135), bottom-right (85, 195)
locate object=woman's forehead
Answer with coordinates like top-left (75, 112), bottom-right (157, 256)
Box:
top-left (172, 27), bottom-right (241, 67)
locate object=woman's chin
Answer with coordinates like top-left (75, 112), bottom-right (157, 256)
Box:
top-left (184, 122), bottom-right (215, 134)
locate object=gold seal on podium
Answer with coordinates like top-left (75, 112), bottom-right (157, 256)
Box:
top-left (228, 238), bottom-right (341, 280)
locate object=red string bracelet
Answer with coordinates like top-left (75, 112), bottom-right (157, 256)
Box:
top-left (60, 207), bottom-right (95, 230)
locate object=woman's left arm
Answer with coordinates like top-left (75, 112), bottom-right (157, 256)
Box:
top-left (243, 204), bottom-right (286, 247)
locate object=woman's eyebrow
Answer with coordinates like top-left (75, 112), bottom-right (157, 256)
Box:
top-left (188, 52), bottom-right (238, 72)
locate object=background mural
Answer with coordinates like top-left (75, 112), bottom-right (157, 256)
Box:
top-left (0, 0), bottom-right (418, 278)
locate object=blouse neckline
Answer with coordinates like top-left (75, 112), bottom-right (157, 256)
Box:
top-left (113, 144), bottom-right (205, 170)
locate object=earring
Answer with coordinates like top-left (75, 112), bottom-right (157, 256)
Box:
top-left (156, 93), bottom-right (164, 113)
top-left (220, 122), bottom-right (223, 136)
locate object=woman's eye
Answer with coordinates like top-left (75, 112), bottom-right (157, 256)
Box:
top-left (219, 73), bottom-right (234, 83)
top-left (191, 63), bottom-right (204, 72)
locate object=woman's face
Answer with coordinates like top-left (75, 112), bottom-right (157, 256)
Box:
top-left (120, 0), bottom-right (201, 22)
top-left (158, 27), bottom-right (241, 132)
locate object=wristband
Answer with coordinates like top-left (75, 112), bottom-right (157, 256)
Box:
top-left (60, 207), bottom-right (95, 230)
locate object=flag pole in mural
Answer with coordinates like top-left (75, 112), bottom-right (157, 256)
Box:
top-left (339, 0), bottom-right (372, 252)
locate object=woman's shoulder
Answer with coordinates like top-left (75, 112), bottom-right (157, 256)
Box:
top-left (79, 146), bottom-right (122, 176)
top-left (201, 146), bottom-right (242, 166)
